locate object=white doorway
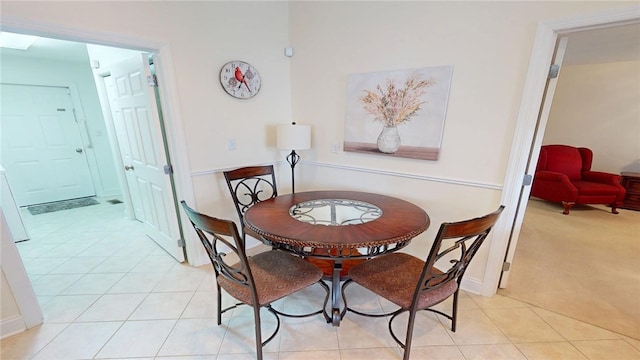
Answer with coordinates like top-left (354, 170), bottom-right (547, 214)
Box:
top-left (500, 17), bottom-right (640, 289)
top-left (0, 34), bottom-right (186, 263)
top-left (497, 20), bottom-right (640, 339)
top-left (481, 7), bottom-right (640, 297)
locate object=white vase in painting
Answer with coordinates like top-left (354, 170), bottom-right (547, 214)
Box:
top-left (377, 126), bottom-right (401, 153)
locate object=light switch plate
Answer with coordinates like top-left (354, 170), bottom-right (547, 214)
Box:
top-left (331, 142), bottom-right (340, 153)
top-left (284, 47), bottom-right (294, 57)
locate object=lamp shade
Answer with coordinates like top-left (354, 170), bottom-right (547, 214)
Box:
top-left (277, 123), bottom-right (311, 150)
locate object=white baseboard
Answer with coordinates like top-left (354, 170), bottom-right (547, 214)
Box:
top-left (1, 315), bottom-right (26, 340)
top-left (96, 189), bottom-right (122, 198)
top-left (460, 276), bottom-right (483, 296)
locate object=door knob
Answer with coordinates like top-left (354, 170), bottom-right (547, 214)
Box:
top-left (75, 148), bottom-right (83, 153)
top-left (125, 165), bottom-right (135, 171)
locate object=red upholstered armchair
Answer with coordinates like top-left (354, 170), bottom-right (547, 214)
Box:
top-left (531, 145), bottom-right (626, 215)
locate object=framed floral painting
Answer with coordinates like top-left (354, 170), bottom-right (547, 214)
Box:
top-left (344, 66), bottom-right (453, 160)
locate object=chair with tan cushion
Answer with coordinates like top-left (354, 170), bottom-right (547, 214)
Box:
top-left (342, 206), bottom-right (504, 360)
top-left (181, 201), bottom-right (328, 360)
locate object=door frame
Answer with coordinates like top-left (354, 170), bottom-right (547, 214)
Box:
top-left (482, 5), bottom-right (640, 295)
top-left (0, 21), bottom-right (206, 266)
top-left (498, 35), bottom-right (568, 288)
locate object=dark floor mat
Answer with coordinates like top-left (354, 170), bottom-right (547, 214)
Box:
top-left (106, 199), bottom-right (123, 204)
top-left (27, 197), bottom-right (99, 215)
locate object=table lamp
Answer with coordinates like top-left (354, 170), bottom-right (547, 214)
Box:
top-left (277, 122), bottom-right (311, 194)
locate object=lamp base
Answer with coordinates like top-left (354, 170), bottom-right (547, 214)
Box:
top-left (286, 150), bottom-right (300, 194)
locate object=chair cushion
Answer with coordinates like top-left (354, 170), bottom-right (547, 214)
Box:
top-left (217, 250), bottom-right (323, 306)
top-left (349, 253), bottom-right (458, 310)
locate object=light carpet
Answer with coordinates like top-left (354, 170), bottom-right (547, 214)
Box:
top-left (499, 198), bottom-right (640, 340)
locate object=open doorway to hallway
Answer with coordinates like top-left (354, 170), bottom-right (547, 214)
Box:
top-left (498, 22), bottom-right (640, 339)
top-left (0, 32), bottom-right (185, 262)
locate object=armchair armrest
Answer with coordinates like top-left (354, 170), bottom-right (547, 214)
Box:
top-left (531, 171), bottom-right (578, 202)
top-left (582, 171), bottom-right (622, 186)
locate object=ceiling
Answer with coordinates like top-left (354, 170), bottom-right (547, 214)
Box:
top-left (0, 35), bottom-right (91, 62)
top-left (1, 22), bottom-right (639, 65)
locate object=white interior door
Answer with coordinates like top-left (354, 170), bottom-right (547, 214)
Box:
top-left (499, 37), bottom-right (569, 288)
top-left (104, 54), bottom-right (184, 262)
top-left (0, 84), bottom-right (95, 206)
top-left (104, 76), bottom-right (145, 221)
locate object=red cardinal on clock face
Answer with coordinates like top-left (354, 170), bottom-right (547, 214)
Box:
top-left (234, 67), bottom-right (252, 93)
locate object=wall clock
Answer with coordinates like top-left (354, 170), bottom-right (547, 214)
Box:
top-left (219, 61), bottom-right (262, 99)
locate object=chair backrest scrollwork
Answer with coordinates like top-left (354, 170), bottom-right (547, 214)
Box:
top-left (223, 165), bottom-right (278, 233)
top-left (414, 206), bottom-right (505, 309)
top-left (181, 201), bottom-right (257, 298)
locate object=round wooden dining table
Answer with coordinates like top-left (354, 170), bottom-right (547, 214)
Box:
top-left (243, 190), bottom-right (430, 326)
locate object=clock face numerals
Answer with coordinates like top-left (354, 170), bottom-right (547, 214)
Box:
top-left (220, 61), bottom-right (262, 99)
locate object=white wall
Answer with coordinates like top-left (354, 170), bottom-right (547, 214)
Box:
top-left (543, 61), bottom-right (640, 173)
top-left (0, 1), bottom-right (635, 294)
top-left (0, 52), bottom-right (121, 197)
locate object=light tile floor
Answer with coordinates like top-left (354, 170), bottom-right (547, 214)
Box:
top-left (2, 199), bottom-right (640, 359)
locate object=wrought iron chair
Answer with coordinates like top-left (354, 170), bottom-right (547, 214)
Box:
top-left (181, 201), bottom-right (329, 360)
top-left (223, 165), bottom-right (278, 243)
top-left (342, 206), bottom-right (504, 360)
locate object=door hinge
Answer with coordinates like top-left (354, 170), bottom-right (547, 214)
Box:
top-left (163, 164), bottom-right (173, 174)
top-left (548, 64), bottom-right (560, 79)
top-left (147, 74), bottom-right (159, 87)
top-left (177, 238), bottom-right (186, 247)
top-left (523, 174), bottom-right (533, 186)
top-left (502, 261), bottom-right (511, 272)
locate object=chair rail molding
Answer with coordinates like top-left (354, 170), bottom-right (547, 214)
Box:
top-left (307, 161), bottom-right (503, 190)
top-left (192, 160), bottom-right (503, 191)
